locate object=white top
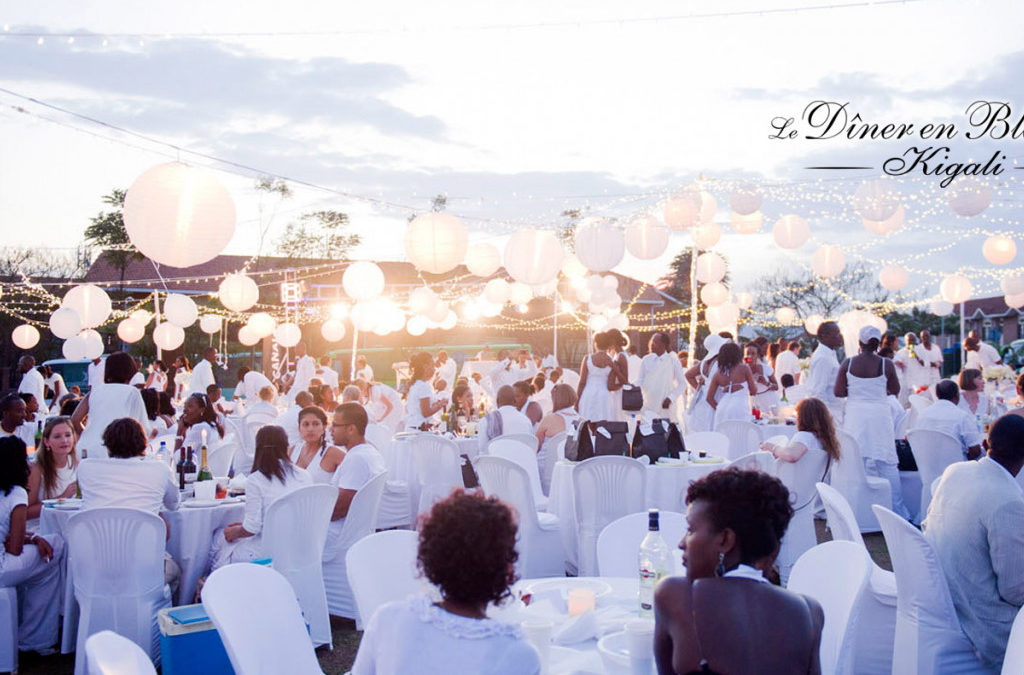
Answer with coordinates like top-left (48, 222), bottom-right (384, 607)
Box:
top-left (370, 384), bottom-right (404, 427)
top-left (958, 392), bottom-right (996, 420)
top-left (189, 359), bottom-right (216, 397)
top-left (626, 353), bottom-right (643, 385)
top-left (577, 355), bottom-right (612, 422)
top-left (496, 406), bottom-right (533, 438)
top-left (183, 421), bottom-right (220, 452)
top-left (806, 344), bottom-right (841, 408)
top-left (356, 365), bottom-right (375, 382)
top-left (405, 380), bottom-right (434, 429)
top-left (235, 371), bottom-right (274, 400)
top-left (488, 360), bottom-right (520, 393)
top-left (242, 463), bottom-right (312, 535)
top-left (0, 487), bottom-right (27, 565)
top-left (15, 418), bottom-right (40, 451)
top-left (87, 360), bottom-right (105, 391)
top-left (129, 372), bottom-right (146, 387)
top-left (174, 370), bottom-right (191, 398)
top-left (77, 383), bottom-right (152, 458)
top-left (290, 355), bottom-right (317, 397)
top-left (18, 368), bottom-right (48, 414)
top-left (774, 349), bottom-right (802, 381)
top-left (45, 372), bottom-right (68, 403)
top-left (351, 594), bottom-right (541, 675)
top-left (78, 457), bottom-right (180, 514)
top-left (917, 400), bottom-right (984, 457)
top-left (637, 352), bottom-right (686, 410)
top-left (245, 401), bottom-right (280, 421)
top-left (147, 370), bottom-right (168, 392)
top-left (334, 443), bottom-right (386, 490)
top-left (541, 354), bottom-right (559, 369)
top-left (317, 366), bottom-right (340, 391)
top-left (978, 342), bottom-right (1002, 369)
top-left (842, 358), bottom-right (895, 463)
top-left (436, 359), bottom-right (457, 392)
top-left (289, 443), bottom-right (337, 485)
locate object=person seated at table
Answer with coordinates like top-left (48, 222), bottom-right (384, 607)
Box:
top-left (958, 368), bottom-right (998, 419)
top-left (448, 384), bottom-right (475, 431)
top-left (141, 387), bottom-right (172, 438)
top-left (206, 384), bottom-right (233, 420)
top-left (654, 468), bottom-right (823, 674)
top-left (512, 380), bottom-right (543, 427)
top-left (316, 384), bottom-right (339, 413)
top-left (535, 384), bottom-right (579, 491)
top-left (290, 407), bottom-right (345, 484)
top-left (482, 386), bottom-right (533, 443)
top-left (406, 352), bottom-right (447, 431)
top-left (760, 397), bottom-right (841, 466)
top-left (1009, 373), bottom-right (1024, 417)
top-left (26, 417), bottom-right (79, 524)
top-left (0, 394), bottom-right (26, 439)
top-left (351, 489), bottom-right (540, 675)
top-left (15, 393), bottom-right (41, 450)
top-left (246, 385), bottom-right (280, 421)
top-left (210, 425), bottom-right (312, 570)
top-left (915, 380), bottom-right (984, 460)
top-left (0, 437), bottom-right (64, 655)
top-left (175, 393), bottom-right (224, 452)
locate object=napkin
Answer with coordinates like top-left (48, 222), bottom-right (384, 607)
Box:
top-left (553, 610), bottom-right (599, 645)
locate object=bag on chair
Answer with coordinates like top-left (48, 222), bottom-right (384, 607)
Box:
top-left (563, 418), bottom-right (588, 461)
top-left (631, 418), bottom-right (669, 462)
top-left (620, 385), bottom-right (643, 412)
top-left (592, 421), bottom-right (630, 456)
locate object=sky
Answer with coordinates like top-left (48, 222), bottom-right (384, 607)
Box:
top-left (2, 0), bottom-right (1023, 300)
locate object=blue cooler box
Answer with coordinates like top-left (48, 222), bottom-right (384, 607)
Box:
top-left (158, 605), bottom-right (235, 675)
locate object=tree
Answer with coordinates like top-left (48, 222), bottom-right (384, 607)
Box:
top-left (83, 189), bottom-right (142, 289)
top-left (254, 177), bottom-right (292, 257)
top-left (275, 210), bottom-right (361, 260)
top-left (0, 246), bottom-right (88, 278)
top-left (656, 249), bottom-right (695, 305)
top-left (557, 209), bottom-right (580, 252)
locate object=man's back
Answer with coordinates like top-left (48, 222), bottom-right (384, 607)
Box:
top-left (917, 400), bottom-right (982, 457)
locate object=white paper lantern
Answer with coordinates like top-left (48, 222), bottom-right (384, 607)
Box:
top-left (130, 309), bottom-right (153, 325)
top-left (811, 245), bottom-right (846, 278)
top-left (163, 293), bottom-right (198, 328)
top-left (62, 335), bottom-right (87, 361)
top-left (574, 220), bottom-right (625, 273)
top-left (606, 313), bottom-right (629, 331)
top-left (700, 282), bottom-right (729, 307)
top-left (218, 273), bottom-right (259, 312)
top-left (508, 282), bottom-right (533, 305)
top-left (803, 314), bottom-right (824, 335)
top-left (152, 323), bottom-right (184, 351)
top-left (663, 191), bottom-right (701, 230)
top-left (123, 162), bottom-right (236, 268)
top-left (707, 302), bottom-right (740, 329)
top-left (735, 291), bottom-right (753, 310)
top-left (479, 299), bottom-right (502, 318)
top-left (404, 212), bottom-right (468, 274)
top-left (198, 315), bottom-right (221, 334)
top-left (504, 229), bottom-right (564, 286)
top-left (440, 310), bottom-right (457, 331)
top-left (853, 179), bottom-right (901, 222)
top-left (427, 301), bottom-right (449, 324)
top-left (878, 264), bottom-right (909, 291)
top-left (406, 315), bottom-right (428, 336)
top-left (862, 205), bottom-right (905, 235)
top-left (929, 300), bottom-right (954, 316)
top-left (117, 319), bottom-right (145, 343)
top-left (62, 284), bottom-right (111, 328)
top-left (80, 329), bottom-right (104, 360)
top-left (484, 278), bottom-right (511, 305)
top-left (694, 252), bottom-right (727, 284)
top-left (343, 261), bottom-right (385, 301)
top-left (772, 215), bottom-right (810, 249)
top-left (731, 211), bottom-right (762, 235)
top-left (983, 235), bottom-right (1017, 265)
top-left (624, 216), bottom-right (669, 260)
top-left (588, 314), bottom-right (609, 332)
top-left (1001, 274), bottom-right (1024, 296)
top-left (246, 312), bottom-right (277, 339)
top-left (947, 178), bottom-right (992, 217)
top-left (12, 324), bottom-right (39, 350)
top-left (690, 221), bottom-right (721, 249)
top-left (729, 183), bottom-right (763, 216)
top-left (940, 274), bottom-right (973, 304)
top-left (532, 279), bottom-right (559, 297)
top-left (274, 322), bottom-right (302, 348)
top-left (1005, 293), bottom-right (1024, 309)
top-left (49, 307), bottom-right (82, 340)
top-left (409, 287), bottom-right (440, 316)
top-left (238, 325), bottom-right (260, 346)
top-left (320, 320), bottom-right (346, 342)
top-left (349, 302), bottom-right (378, 332)
top-left (465, 243), bottom-right (502, 278)
top-left (776, 307), bottom-right (797, 324)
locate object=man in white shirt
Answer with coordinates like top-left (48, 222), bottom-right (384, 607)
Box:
top-left (509, 350), bottom-right (538, 383)
top-left (979, 340), bottom-right (1003, 369)
top-left (894, 332), bottom-right (934, 404)
top-left (17, 357), bottom-right (48, 415)
top-left (287, 342), bottom-right (317, 402)
top-left (806, 321), bottom-right (844, 419)
top-left (626, 346), bottom-right (643, 385)
top-left (188, 347), bottom-right (218, 397)
top-left (0, 395), bottom-right (26, 439)
top-left (317, 357), bottom-right (340, 393)
top-left (354, 355), bottom-right (374, 383)
top-left (87, 357), bottom-right (105, 392)
top-left (482, 386), bottom-right (533, 444)
top-left (488, 351), bottom-right (520, 393)
top-left (540, 348), bottom-right (559, 370)
top-left (276, 390), bottom-right (312, 447)
top-left (232, 366), bottom-right (274, 402)
top-left (637, 333), bottom-right (686, 419)
top-left (919, 330), bottom-right (944, 385)
top-left (915, 380), bottom-right (983, 459)
top-left (324, 403), bottom-right (387, 561)
top-left (434, 350), bottom-right (457, 396)
top-left (774, 340), bottom-right (803, 385)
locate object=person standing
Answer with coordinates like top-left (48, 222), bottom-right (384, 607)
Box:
top-left (748, 342), bottom-right (780, 413)
top-left (70, 352), bottom-right (151, 458)
top-left (684, 334), bottom-right (724, 433)
top-left (354, 355), bottom-right (374, 383)
top-left (405, 352), bottom-right (446, 431)
top-left (625, 345), bottom-right (643, 385)
top-left (317, 357), bottom-right (340, 394)
top-left (144, 360), bottom-right (168, 393)
top-left (86, 357), bottom-right (105, 393)
top-left (288, 342), bottom-right (316, 402)
top-left (806, 322), bottom-right (844, 421)
top-left (636, 332), bottom-right (687, 423)
top-left (605, 329), bottom-right (631, 422)
top-left (707, 343), bottom-right (756, 425)
top-left (434, 351), bottom-right (457, 399)
top-left (919, 330), bottom-right (943, 386)
top-left (188, 348), bottom-right (218, 398)
top-left (774, 341), bottom-right (802, 386)
top-left (576, 332), bottom-right (614, 423)
top-left (894, 332), bottom-right (935, 403)
top-left (834, 326), bottom-right (910, 520)
top-left (17, 358), bottom-right (47, 416)
top-left (41, 366), bottom-right (68, 408)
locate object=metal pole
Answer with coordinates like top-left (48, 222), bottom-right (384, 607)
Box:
top-left (153, 291), bottom-right (162, 361)
top-left (960, 301), bottom-right (966, 367)
top-left (686, 243), bottom-right (699, 366)
top-left (350, 326), bottom-right (359, 381)
top-left (553, 291), bottom-right (559, 364)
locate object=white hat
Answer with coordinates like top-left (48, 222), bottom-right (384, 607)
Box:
top-left (703, 334), bottom-right (726, 360)
top-left (859, 325), bottom-right (882, 344)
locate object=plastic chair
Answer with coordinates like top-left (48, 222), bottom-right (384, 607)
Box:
top-left (206, 440), bottom-right (237, 477)
top-left (728, 451), bottom-right (773, 472)
top-left (788, 541), bottom-right (872, 675)
top-left (487, 437), bottom-right (549, 511)
top-left (475, 456), bottom-right (565, 578)
top-left (538, 431), bottom-right (566, 497)
top-left (410, 435), bottom-right (463, 517)
top-left (596, 511), bottom-right (685, 577)
top-left (233, 419), bottom-right (268, 475)
top-left (66, 508), bottom-right (170, 675)
top-left (572, 456), bottom-right (646, 576)
top-left (364, 423), bottom-right (394, 464)
top-left (906, 429), bottom-right (963, 518)
top-left (0, 588), bottom-right (16, 674)
top-left (815, 482), bottom-right (896, 675)
top-left (714, 420), bottom-right (764, 461)
top-left (346, 530), bottom-right (421, 629)
top-left (364, 423), bottom-right (412, 530)
top-left (202, 564), bottom-right (324, 675)
top-left (85, 630), bottom-right (157, 675)
top-left (773, 447), bottom-right (829, 584)
top-left (872, 505), bottom-right (990, 675)
top-left (1003, 605), bottom-right (1024, 675)
top-left (682, 431), bottom-right (729, 460)
top-left (263, 484), bottom-right (338, 648)
top-left (488, 433), bottom-right (538, 452)
top-left (323, 472), bottom-right (387, 619)
top-left (831, 431), bottom-right (891, 533)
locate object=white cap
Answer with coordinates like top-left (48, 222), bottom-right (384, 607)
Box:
top-left (859, 325), bottom-right (882, 343)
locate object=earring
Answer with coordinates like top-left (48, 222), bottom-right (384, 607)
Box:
top-left (715, 552), bottom-right (726, 577)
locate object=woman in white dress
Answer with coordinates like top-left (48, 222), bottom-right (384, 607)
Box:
top-left (576, 332), bottom-right (614, 423)
top-left (535, 384), bottom-right (579, 494)
top-left (405, 352), bottom-right (447, 431)
top-left (289, 407), bottom-right (345, 484)
top-left (70, 352), bottom-right (151, 458)
top-left (175, 393), bottom-right (225, 453)
top-left (747, 342), bottom-right (780, 413)
top-left (25, 417), bottom-right (79, 527)
top-left (172, 356), bottom-right (192, 401)
top-left (707, 343), bottom-right (756, 426)
top-left (835, 326), bottom-right (911, 520)
top-left (685, 334), bottom-right (725, 433)
top-left (605, 329), bottom-right (631, 422)
top-left (351, 490), bottom-right (540, 675)
top-left (145, 359), bottom-right (168, 392)
top-left (210, 425), bottom-right (312, 569)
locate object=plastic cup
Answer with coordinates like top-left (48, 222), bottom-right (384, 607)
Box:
top-left (625, 619), bottom-right (655, 675)
top-left (194, 480), bottom-right (216, 501)
top-left (520, 618), bottom-right (553, 672)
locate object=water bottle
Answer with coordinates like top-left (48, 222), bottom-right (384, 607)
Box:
top-left (156, 441), bottom-right (168, 467)
top-left (638, 509), bottom-right (672, 617)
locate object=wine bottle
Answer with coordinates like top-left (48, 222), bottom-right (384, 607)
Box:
top-left (197, 444), bottom-right (213, 482)
top-left (184, 447), bottom-right (198, 485)
top-left (177, 447), bottom-right (186, 490)
top-left (638, 509), bottom-right (672, 617)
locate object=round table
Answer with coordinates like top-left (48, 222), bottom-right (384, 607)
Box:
top-left (756, 422), bottom-right (798, 440)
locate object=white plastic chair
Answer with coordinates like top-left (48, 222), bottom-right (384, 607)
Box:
top-left (572, 456), bottom-right (646, 576)
top-left (202, 563), bottom-right (324, 675)
top-left (234, 419), bottom-right (268, 475)
top-left (682, 431), bottom-right (729, 459)
top-left (85, 630), bottom-right (157, 675)
top-left (906, 429), bottom-right (963, 518)
top-left (410, 435), bottom-right (463, 517)
top-left (364, 423), bottom-right (394, 464)
top-left (475, 456), bottom-right (565, 578)
top-left (1003, 605), bottom-right (1024, 675)
top-left (872, 505), bottom-right (990, 675)
top-left (714, 420), bottom-right (764, 461)
top-left (263, 484), bottom-right (338, 648)
top-left (66, 508), bottom-right (170, 675)
top-left (596, 511), bottom-right (685, 578)
top-left (364, 423), bottom-right (412, 530)
top-left (788, 541), bottom-right (871, 675)
top-left (148, 433), bottom-right (176, 458)
top-left (487, 437), bottom-right (549, 511)
top-left (815, 482), bottom-right (896, 675)
top-left (0, 588), bottom-right (16, 674)
top-left (538, 432), bottom-right (566, 497)
top-left (346, 530), bottom-right (421, 629)
top-left (831, 431), bottom-right (891, 533)
top-left (206, 440), bottom-right (237, 477)
top-left (489, 433), bottom-right (538, 452)
top-left (323, 472), bottom-right (388, 619)
top-left (773, 447), bottom-right (829, 584)
top-left (728, 451), bottom-right (773, 472)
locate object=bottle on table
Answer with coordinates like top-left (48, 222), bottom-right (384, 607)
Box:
top-left (177, 447), bottom-right (187, 491)
top-left (33, 421), bottom-right (42, 452)
top-left (156, 441), bottom-right (169, 467)
top-left (638, 509), bottom-right (672, 617)
top-left (197, 443), bottom-right (213, 482)
top-left (184, 446), bottom-right (198, 485)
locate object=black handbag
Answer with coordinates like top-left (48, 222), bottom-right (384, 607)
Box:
top-left (896, 439), bottom-right (917, 471)
top-left (631, 419), bottom-right (669, 463)
top-left (593, 421), bottom-right (630, 456)
top-left (666, 422), bottom-right (686, 458)
top-left (621, 385), bottom-right (643, 412)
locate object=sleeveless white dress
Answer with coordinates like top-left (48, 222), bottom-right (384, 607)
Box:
top-left (578, 355), bottom-right (611, 422)
top-left (289, 443), bottom-right (337, 485)
top-left (713, 370), bottom-right (752, 426)
top-left (686, 360), bottom-right (718, 433)
top-left (609, 352), bottom-right (629, 422)
top-left (752, 359), bottom-right (780, 412)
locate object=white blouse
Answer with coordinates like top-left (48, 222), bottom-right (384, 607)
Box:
top-left (77, 384), bottom-right (152, 458)
top-left (405, 380), bottom-right (434, 429)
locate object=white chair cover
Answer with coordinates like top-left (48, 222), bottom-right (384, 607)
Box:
top-left (682, 431), bottom-right (730, 459)
top-left (364, 424), bottom-right (393, 464)
top-left (488, 433), bottom-right (538, 451)
top-left (714, 420), bottom-right (764, 461)
top-left (906, 429), bottom-right (963, 518)
top-left (832, 431), bottom-right (891, 533)
top-left (346, 530), bottom-right (421, 629)
top-left (538, 432), bottom-right (566, 497)
top-left (774, 447), bottom-right (829, 584)
top-left (66, 508), bottom-right (170, 675)
top-left (872, 505), bottom-right (990, 675)
top-left (410, 435), bottom-right (463, 517)
top-left (207, 440), bottom-right (237, 477)
top-left (264, 484), bottom-right (338, 648)
top-left (364, 424), bottom-right (411, 530)
top-left (475, 456), bottom-right (565, 578)
top-left (487, 438), bottom-right (549, 511)
top-left (572, 456), bottom-right (646, 576)
top-left (202, 563), bottom-right (323, 675)
top-left (85, 630), bottom-right (157, 675)
top-left (0, 588), bottom-right (16, 674)
top-left (596, 511), bottom-right (685, 578)
top-left (323, 472), bottom-right (387, 619)
top-left (1003, 605), bottom-right (1024, 675)
top-left (728, 451), bottom-right (773, 472)
top-left (789, 541), bottom-right (871, 675)
top-left (234, 419), bottom-right (269, 476)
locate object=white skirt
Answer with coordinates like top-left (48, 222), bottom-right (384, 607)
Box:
top-left (714, 389), bottom-right (752, 426)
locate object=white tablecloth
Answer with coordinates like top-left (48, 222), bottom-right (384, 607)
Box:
top-left (755, 422), bottom-right (798, 440)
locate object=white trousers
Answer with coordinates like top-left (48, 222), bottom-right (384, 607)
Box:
top-left (864, 458), bottom-right (912, 521)
top-left (0, 534), bottom-right (64, 651)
